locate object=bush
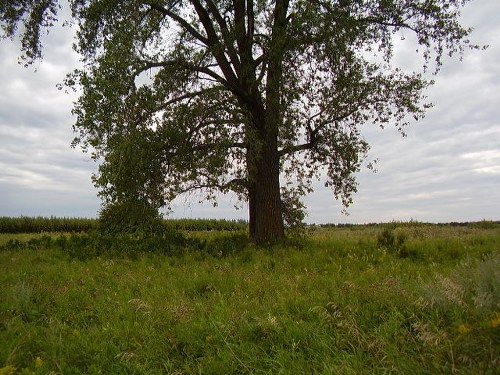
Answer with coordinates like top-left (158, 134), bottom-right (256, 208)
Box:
top-left (98, 199), bottom-right (164, 235)
top-left (377, 227), bottom-right (408, 257)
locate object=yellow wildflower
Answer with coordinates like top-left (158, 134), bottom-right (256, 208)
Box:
top-left (490, 313), bottom-right (500, 328)
top-left (35, 356), bottom-right (44, 368)
top-left (458, 324), bottom-right (471, 334)
top-left (0, 365), bottom-right (16, 375)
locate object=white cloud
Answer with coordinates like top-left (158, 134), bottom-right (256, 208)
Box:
top-left (461, 150), bottom-right (500, 175)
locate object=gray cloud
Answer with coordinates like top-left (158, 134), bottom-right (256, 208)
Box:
top-left (1, 1), bottom-right (499, 223)
top-left (0, 23), bottom-right (100, 218)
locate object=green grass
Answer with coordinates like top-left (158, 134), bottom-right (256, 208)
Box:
top-left (0, 224), bottom-right (499, 374)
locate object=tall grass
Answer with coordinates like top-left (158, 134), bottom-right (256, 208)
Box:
top-left (0, 223), bottom-right (499, 374)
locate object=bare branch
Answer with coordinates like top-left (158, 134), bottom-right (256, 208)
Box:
top-left (246, 0), bottom-right (255, 39)
top-left (256, 60), bottom-right (267, 85)
top-left (358, 17), bottom-right (419, 33)
top-left (279, 142), bottom-right (313, 157)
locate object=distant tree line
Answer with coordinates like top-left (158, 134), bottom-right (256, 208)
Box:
top-left (310, 220), bottom-right (499, 229)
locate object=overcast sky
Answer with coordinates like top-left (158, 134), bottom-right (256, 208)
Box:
top-left (1, 1), bottom-right (499, 224)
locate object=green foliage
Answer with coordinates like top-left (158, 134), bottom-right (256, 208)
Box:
top-left (98, 199), bottom-right (164, 235)
top-left (280, 188), bottom-right (307, 229)
top-left (0, 225), bottom-right (250, 261)
top-left (472, 220), bottom-right (500, 230)
top-left (63, 230), bottom-right (190, 260)
top-left (94, 128), bottom-right (168, 208)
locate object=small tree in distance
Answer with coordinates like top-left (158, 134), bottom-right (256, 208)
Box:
top-left (1, 0), bottom-right (480, 244)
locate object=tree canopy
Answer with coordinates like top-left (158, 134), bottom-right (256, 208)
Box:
top-left (1, 0), bottom-right (479, 243)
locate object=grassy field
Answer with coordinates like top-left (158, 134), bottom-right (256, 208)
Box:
top-left (0, 223), bottom-right (499, 374)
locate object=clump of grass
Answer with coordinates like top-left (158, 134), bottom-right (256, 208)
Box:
top-left (413, 253), bottom-right (500, 372)
top-left (417, 253), bottom-right (500, 316)
top-left (377, 227), bottom-right (408, 253)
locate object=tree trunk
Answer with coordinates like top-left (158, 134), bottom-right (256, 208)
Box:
top-left (247, 121), bottom-right (285, 245)
top-left (245, 0), bottom-right (289, 245)
top-left (248, 163), bottom-right (284, 244)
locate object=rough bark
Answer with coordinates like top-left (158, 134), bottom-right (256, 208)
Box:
top-left (247, 126), bottom-right (285, 244)
top-left (242, 0), bottom-right (288, 244)
top-left (245, 0), bottom-right (288, 244)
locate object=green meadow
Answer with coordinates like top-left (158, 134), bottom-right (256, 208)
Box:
top-left (0, 221), bottom-right (499, 374)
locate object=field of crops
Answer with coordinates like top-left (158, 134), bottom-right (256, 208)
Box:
top-left (0, 216), bottom-right (97, 234)
top-left (0, 216), bottom-right (247, 234)
top-left (0, 220), bottom-right (499, 374)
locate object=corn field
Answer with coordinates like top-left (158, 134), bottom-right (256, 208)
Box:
top-left (0, 216), bottom-right (97, 233)
top-left (0, 216), bottom-right (247, 233)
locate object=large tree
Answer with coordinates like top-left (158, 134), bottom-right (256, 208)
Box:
top-left (1, 0), bottom-right (478, 243)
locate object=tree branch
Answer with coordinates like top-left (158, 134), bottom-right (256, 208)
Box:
top-left (246, 0), bottom-right (255, 39)
top-left (177, 177), bottom-right (248, 195)
top-left (279, 142), bottom-right (313, 157)
top-left (156, 86), bottom-right (224, 109)
top-left (192, 142), bottom-right (247, 152)
top-left (146, 1), bottom-right (210, 45)
top-left (358, 16), bottom-right (419, 33)
top-left (135, 60), bottom-right (227, 85)
top-left (205, 0), bottom-right (241, 71)
top-left (190, 0), bottom-right (240, 87)
top-left (279, 106), bottom-right (360, 158)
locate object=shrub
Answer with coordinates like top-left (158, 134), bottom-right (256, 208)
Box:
top-left (377, 227), bottom-right (396, 249)
top-left (377, 227), bottom-right (408, 257)
top-left (377, 227), bottom-right (409, 250)
top-left (98, 199), bottom-right (164, 235)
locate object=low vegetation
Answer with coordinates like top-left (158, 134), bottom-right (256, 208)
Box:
top-left (0, 221), bottom-right (499, 374)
